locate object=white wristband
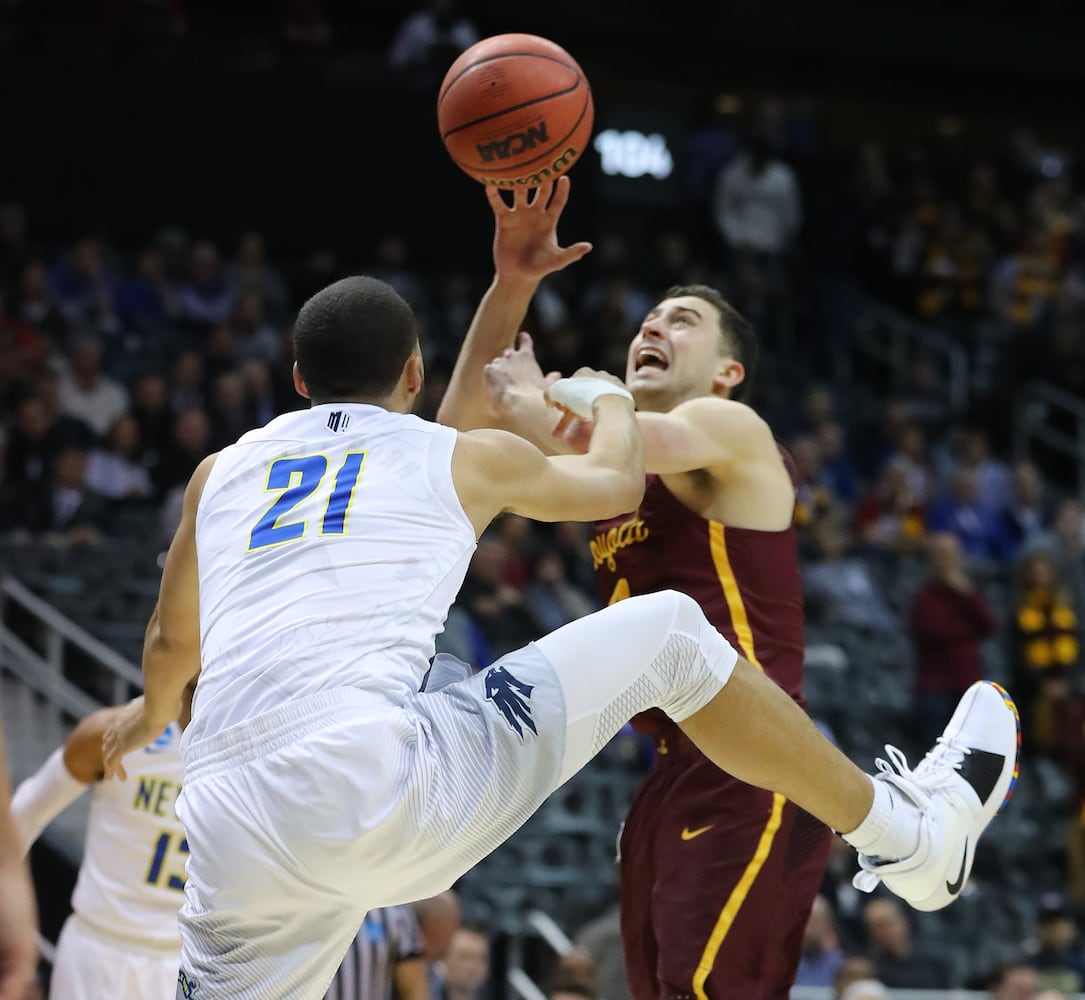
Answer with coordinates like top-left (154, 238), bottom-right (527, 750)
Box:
top-left (10, 748), bottom-right (88, 856)
top-left (548, 377), bottom-right (634, 419)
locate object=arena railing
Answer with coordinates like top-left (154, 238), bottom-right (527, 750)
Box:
top-left (839, 300), bottom-right (970, 414)
top-left (0, 574), bottom-right (143, 710)
top-left (1015, 379), bottom-right (1085, 495)
top-left (507, 910), bottom-right (573, 1000)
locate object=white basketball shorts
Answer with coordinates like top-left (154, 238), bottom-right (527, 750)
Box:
top-left (50, 913), bottom-right (180, 1000)
top-left (175, 590), bottom-right (737, 1000)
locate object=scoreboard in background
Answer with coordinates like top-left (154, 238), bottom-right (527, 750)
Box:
top-left (590, 107), bottom-right (683, 207)
top-left (595, 130), bottom-right (673, 180)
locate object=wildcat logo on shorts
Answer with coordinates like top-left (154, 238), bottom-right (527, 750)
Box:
top-left (177, 970), bottom-right (200, 998)
top-left (485, 666), bottom-right (538, 740)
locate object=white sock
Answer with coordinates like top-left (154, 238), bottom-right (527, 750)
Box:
top-left (840, 777), bottom-right (921, 861)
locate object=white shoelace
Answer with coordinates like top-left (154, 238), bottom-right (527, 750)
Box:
top-left (878, 738), bottom-right (971, 804)
top-left (852, 738), bottom-right (972, 893)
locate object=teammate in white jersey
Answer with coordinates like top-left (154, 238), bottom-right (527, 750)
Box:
top-left (99, 243), bottom-right (1018, 1000)
top-left (12, 700), bottom-right (184, 1000)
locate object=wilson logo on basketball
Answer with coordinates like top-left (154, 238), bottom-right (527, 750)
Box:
top-left (476, 121), bottom-right (549, 163)
top-left (484, 147), bottom-right (580, 189)
top-left (590, 515), bottom-right (650, 571)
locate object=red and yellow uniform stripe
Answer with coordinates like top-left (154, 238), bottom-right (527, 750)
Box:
top-left (693, 522), bottom-right (786, 1000)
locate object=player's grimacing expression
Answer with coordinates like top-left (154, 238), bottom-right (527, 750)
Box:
top-left (626, 296), bottom-right (739, 409)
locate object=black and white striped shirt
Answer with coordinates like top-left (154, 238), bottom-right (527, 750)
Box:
top-left (325, 905), bottom-right (424, 1000)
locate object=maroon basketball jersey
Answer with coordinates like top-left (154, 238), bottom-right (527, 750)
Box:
top-left (591, 465), bottom-right (805, 734)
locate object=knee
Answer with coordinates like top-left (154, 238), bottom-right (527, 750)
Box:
top-left (665, 589), bottom-right (708, 630)
top-left (636, 589), bottom-right (705, 633)
top-left (659, 590), bottom-right (731, 667)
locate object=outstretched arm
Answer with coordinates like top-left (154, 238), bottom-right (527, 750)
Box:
top-left (452, 370), bottom-right (644, 533)
top-left (104, 454), bottom-right (216, 779)
top-left (9, 706), bottom-right (120, 855)
top-left (11, 697), bottom-right (179, 853)
top-left (487, 338), bottom-right (785, 475)
top-left (437, 178), bottom-right (591, 432)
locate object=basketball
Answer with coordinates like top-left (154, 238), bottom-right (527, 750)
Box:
top-left (437, 33), bottom-right (594, 188)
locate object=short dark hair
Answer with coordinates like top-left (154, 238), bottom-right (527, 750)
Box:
top-left (664, 284), bottom-right (758, 403)
top-left (292, 276), bottom-right (417, 403)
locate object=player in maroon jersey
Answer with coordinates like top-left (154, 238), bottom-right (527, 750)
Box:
top-left (438, 181), bottom-right (1019, 999)
top-left (437, 184), bottom-right (829, 1000)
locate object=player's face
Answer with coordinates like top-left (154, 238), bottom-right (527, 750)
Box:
top-left (626, 296), bottom-right (729, 410)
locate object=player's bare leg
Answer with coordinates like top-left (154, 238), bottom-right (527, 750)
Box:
top-left (539, 588), bottom-right (1019, 913)
top-left (676, 619), bottom-right (1019, 911)
top-left (680, 660), bottom-right (874, 833)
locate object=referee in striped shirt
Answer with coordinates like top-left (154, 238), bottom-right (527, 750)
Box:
top-left (325, 905), bottom-right (429, 1000)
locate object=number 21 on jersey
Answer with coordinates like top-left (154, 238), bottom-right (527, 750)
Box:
top-left (248, 452), bottom-right (367, 551)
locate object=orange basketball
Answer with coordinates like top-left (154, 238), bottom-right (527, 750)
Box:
top-left (437, 33), bottom-right (594, 188)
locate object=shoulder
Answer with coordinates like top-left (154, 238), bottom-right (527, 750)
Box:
top-left (188, 451), bottom-right (221, 504)
top-left (450, 429), bottom-right (551, 531)
top-left (670, 397), bottom-right (776, 451)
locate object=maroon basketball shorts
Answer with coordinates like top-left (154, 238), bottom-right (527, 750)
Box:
top-left (620, 746), bottom-right (832, 1000)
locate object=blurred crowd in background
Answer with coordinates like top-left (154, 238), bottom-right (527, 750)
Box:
top-left (3, 1), bottom-right (1085, 997)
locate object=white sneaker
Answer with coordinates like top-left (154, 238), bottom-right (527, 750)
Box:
top-left (852, 680), bottom-right (1021, 911)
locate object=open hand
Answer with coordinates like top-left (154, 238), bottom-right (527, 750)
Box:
top-left (483, 332), bottom-right (560, 415)
top-left (487, 178), bottom-right (592, 285)
top-left (102, 699), bottom-right (159, 781)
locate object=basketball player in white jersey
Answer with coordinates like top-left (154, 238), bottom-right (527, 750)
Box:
top-left (100, 269), bottom-right (1018, 1000)
top-left (12, 699), bottom-right (184, 1000)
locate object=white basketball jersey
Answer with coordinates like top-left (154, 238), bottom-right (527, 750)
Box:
top-left (186, 403), bottom-right (477, 747)
top-left (71, 723), bottom-right (185, 946)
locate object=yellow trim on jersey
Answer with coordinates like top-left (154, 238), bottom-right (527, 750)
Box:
top-left (691, 792), bottom-right (786, 1000)
top-left (708, 521), bottom-right (763, 671)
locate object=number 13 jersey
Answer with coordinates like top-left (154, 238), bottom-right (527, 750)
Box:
top-left (186, 404), bottom-right (477, 749)
top-left (72, 723), bottom-right (185, 947)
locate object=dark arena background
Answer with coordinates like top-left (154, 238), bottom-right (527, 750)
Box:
top-left (2, 2), bottom-right (1085, 999)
